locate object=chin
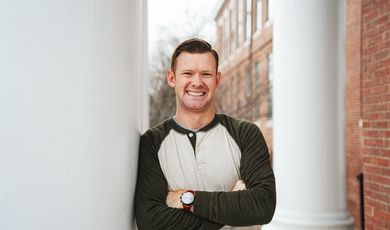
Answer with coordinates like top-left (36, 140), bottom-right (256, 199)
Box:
top-left (184, 104), bottom-right (211, 112)
top-left (187, 106), bottom-right (207, 112)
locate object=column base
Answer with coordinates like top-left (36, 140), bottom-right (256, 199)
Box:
top-left (263, 209), bottom-right (354, 230)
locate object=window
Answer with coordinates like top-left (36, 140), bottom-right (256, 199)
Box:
top-left (266, 0), bottom-right (274, 21)
top-left (254, 62), bottom-right (260, 120)
top-left (255, 96), bottom-right (260, 120)
top-left (266, 52), bottom-right (273, 119)
top-left (256, 0), bottom-right (262, 31)
top-left (254, 61), bottom-right (260, 86)
top-left (230, 1), bottom-right (236, 51)
top-left (236, 73), bottom-right (241, 109)
top-left (245, 0), bottom-right (252, 40)
top-left (228, 80), bottom-right (232, 109)
top-left (218, 20), bottom-right (224, 62)
top-left (245, 65), bottom-right (251, 97)
top-left (237, 0), bottom-right (243, 45)
top-left (224, 14), bottom-right (230, 60)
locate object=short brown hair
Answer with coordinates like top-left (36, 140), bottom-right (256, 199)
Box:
top-left (170, 38), bottom-right (219, 73)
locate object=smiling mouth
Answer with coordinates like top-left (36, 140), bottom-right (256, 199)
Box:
top-left (186, 90), bottom-right (206, 96)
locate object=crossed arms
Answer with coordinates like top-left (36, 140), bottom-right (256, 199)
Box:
top-left (135, 123), bottom-right (276, 230)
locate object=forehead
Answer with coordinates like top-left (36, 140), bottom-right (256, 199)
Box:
top-left (175, 52), bottom-right (216, 71)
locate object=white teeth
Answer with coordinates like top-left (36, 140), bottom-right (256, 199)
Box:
top-left (187, 91), bottom-right (205, 96)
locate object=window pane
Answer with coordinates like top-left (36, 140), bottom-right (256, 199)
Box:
top-left (237, 0), bottom-right (243, 45)
top-left (245, 0), bottom-right (251, 40)
top-left (266, 52), bottom-right (273, 119)
top-left (255, 62), bottom-right (260, 86)
top-left (256, 0), bottom-right (262, 31)
top-left (245, 65), bottom-right (251, 97)
top-left (236, 73), bottom-right (240, 109)
top-left (230, 2), bottom-right (236, 51)
top-left (267, 0), bottom-right (274, 21)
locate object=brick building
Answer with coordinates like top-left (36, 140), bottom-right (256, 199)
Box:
top-left (214, 0), bottom-right (389, 229)
top-left (346, 0), bottom-right (390, 229)
top-left (214, 0), bottom-right (274, 153)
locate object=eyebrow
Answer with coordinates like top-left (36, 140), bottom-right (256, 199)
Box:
top-left (178, 69), bottom-right (215, 74)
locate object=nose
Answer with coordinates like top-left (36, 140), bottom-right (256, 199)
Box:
top-left (191, 74), bottom-right (203, 87)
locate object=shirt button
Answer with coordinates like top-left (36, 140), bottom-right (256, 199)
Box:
top-left (188, 132), bottom-right (194, 137)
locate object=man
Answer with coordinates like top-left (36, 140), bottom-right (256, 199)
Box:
top-left (135, 38), bottom-right (276, 229)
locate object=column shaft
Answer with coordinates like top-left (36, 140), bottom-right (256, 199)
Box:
top-left (0, 0), bottom-right (147, 229)
top-left (265, 0), bottom-right (353, 229)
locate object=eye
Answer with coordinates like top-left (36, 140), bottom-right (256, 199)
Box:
top-left (203, 73), bottom-right (212, 78)
top-left (182, 72), bottom-right (192, 77)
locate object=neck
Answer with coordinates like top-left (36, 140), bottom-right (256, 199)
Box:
top-left (174, 108), bottom-right (216, 131)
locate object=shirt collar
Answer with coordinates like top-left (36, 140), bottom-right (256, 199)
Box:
top-left (169, 114), bottom-right (220, 134)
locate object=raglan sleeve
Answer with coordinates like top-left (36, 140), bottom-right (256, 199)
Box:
top-left (135, 132), bottom-right (224, 230)
top-left (192, 122), bottom-right (276, 226)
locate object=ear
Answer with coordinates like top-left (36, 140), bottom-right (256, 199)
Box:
top-left (216, 71), bottom-right (221, 86)
top-left (166, 70), bottom-right (176, 88)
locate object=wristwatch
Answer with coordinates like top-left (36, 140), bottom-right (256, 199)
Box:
top-left (180, 190), bottom-right (195, 211)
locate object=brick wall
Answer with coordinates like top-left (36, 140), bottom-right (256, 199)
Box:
top-left (361, 0), bottom-right (390, 228)
top-left (345, 0), bottom-right (364, 229)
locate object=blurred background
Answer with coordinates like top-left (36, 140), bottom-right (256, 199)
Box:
top-left (148, 0), bottom-right (390, 229)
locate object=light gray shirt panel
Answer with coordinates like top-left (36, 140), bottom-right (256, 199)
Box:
top-left (157, 124), bottom-right (241, 192)
top-left (195, 125), bottom-right (241, 191)
top-left (158, 129), bottom-right (197, 191)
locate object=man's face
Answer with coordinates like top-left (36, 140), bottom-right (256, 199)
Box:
top-left (167, 52), bottom-right (221, 114)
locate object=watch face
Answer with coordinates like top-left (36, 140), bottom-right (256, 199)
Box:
top-left (181, 192), bottom-right (194, 205)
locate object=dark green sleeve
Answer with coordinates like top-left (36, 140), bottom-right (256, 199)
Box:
top-left (135, 133), bottom-right (224, 230)
top-left (192, 122), bottom-right (276, 226)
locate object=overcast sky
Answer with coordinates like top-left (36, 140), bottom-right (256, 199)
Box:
top-left (148, 0), bottom-right (220, 61)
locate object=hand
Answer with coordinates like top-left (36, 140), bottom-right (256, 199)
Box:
top-left (232, 180), bottom-right (246, 191)
top-left (166, 189), bottom-right (187, 209)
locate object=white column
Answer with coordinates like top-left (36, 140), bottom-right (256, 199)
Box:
top-left (264, 0), bottom-right (353, 229)
top-left (0, 0), bottom-right (147, 229)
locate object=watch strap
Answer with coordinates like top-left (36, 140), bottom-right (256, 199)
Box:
top-left (182, 204), bottom-right (192, 212)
